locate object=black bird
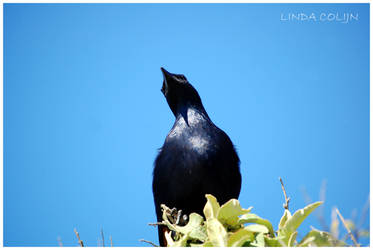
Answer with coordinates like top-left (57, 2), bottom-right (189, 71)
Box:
top-left (152, 68), bottom-right (242, 246)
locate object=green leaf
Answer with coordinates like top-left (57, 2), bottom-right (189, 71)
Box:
top-left (161, 205), bottom-right (207, 244)
top-left (206, 218), bottom-right (228, 247)
top-left (299, 229), bottom-right (347, 247)
top-left (264, 235), bottom-right (286, 247)
top-left (288, 231), bottom-right (297, 246)
top-left (164, 231), bottom-right (174, 246)
top-left (158, 197), bottom-right (350, 248)
top-left (190, 241), bottom-right (213, 247)
top-left (280, 201), bottom-right (323, 238)
top-left (251, 232), bottom-right (265, 247)
top-left (217, 198), bottom-right (252, 228)
top-left (203, 194), bottom-right (220, 220)
top-left (167, 232), bottom-right (189, 247)
top-left (239, 213), bottom-right (274, 236)
top-left (227, 228), bottom-right (255, 247)
top-left (297, 236), bottom-right (316, 247)
top-left (201, 241), bottom-right (214, 247)
top-left (278, 209), bottom-right (291, 230)
top-left (245, 224), bottom-right (269, 233)
top-left (241, 241), bottom-right (252, 247)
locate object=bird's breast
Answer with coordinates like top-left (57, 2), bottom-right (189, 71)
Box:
top-left (164, 108), bottom-right (221, 158)
top-left (187, 135), bottom-right (210, 155)
top-left (166, 126), bottom-right (216, 158)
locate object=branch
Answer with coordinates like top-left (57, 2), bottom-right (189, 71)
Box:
top-left (148, 222), bottom-right (164, 227)
top-left (335, 208), bottom-right (360, 247)
top-left (139, 239), bottom-right (159, 247)
top-left (279, 177), bottom-right (290, 210)
top-left (74, 228), bottom-right (84, 247)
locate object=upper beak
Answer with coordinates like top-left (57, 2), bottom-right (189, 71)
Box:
top-left (161, 67), bottom-right (172, 80)
top-left (161, 67), bottom-right (170, 95)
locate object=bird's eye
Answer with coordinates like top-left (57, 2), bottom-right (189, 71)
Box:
top-left (178, 75), bottom-right (186, 81)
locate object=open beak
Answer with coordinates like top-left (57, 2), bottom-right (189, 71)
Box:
top-left (161, 67), bottom-right (170, 95)
top-left (161, 67), bottom-right (172, 80)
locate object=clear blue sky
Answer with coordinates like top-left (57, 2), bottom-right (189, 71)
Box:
top-left (4, 3), bottom-right (369, 247)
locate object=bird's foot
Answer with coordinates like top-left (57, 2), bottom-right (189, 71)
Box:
top-left (175, 210), bottom-right (188, 226)
top-left (164, 206), bottom-right (188, 226)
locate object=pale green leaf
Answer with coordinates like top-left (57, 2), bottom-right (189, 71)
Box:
top-left (264, 235), bottom-right (286, 247)
top-left (288, 231), bottom-right (297, 246)
top-left (297, 236), bottom-right (315, 247)
top-left (278, 209), bottom-right (291, 230)
top-left (245, 224), bottom-right (269, 233)
top-left (203, 194), bottom-right (220, 220)
top-left (282, 201), bottom-right (322, 235)
top-left (200, 241), bottom-right (214, 247)
top-left (299, 229), bottom-right (347, 247)
top-left (164, 231), bottom-right (174, 246)
top-left (227, 228), bottom-right (255, 247)
top-left (206, 218), bottom-right (228, 247)
top-left (239, 213), bottom-right (274, 236)
top-left (168, 233), bottom-right (189, 247)
top-left (190, 241), bottom-right (213, 247)
top-left (173, 213), bottom-right (207, 241)
top-left (251, 232), bottom-right (265, 247)
top-left (217, 198), bottom-right (252, 228)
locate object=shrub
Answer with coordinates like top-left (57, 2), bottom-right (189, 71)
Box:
top-left (159, 194), bottom-right (348, 247)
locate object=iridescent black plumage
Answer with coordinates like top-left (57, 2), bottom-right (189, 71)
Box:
top-left (152, 68), bottom-right (241, 246)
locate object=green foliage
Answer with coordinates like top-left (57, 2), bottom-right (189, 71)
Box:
top-left (160, 194), bottom-right (349, 247)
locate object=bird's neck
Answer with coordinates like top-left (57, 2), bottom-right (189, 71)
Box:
top-left (175, 105), bottom-right (210, 127)
top-left (167, 106), bottom-right (211, 140)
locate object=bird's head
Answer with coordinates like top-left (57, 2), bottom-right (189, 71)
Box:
top-left (160, 67), bottom-right (204, 117)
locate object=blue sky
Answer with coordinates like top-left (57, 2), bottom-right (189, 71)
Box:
top-left (4, 3), bottom-right (369, 246)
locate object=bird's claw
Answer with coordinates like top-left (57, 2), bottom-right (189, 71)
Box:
top-left (180, 214), bottom-right (188, 225)
top-left (175, 209), bottom-right (183, 225)
top-left (164, 206), bottom-right (188, 226)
